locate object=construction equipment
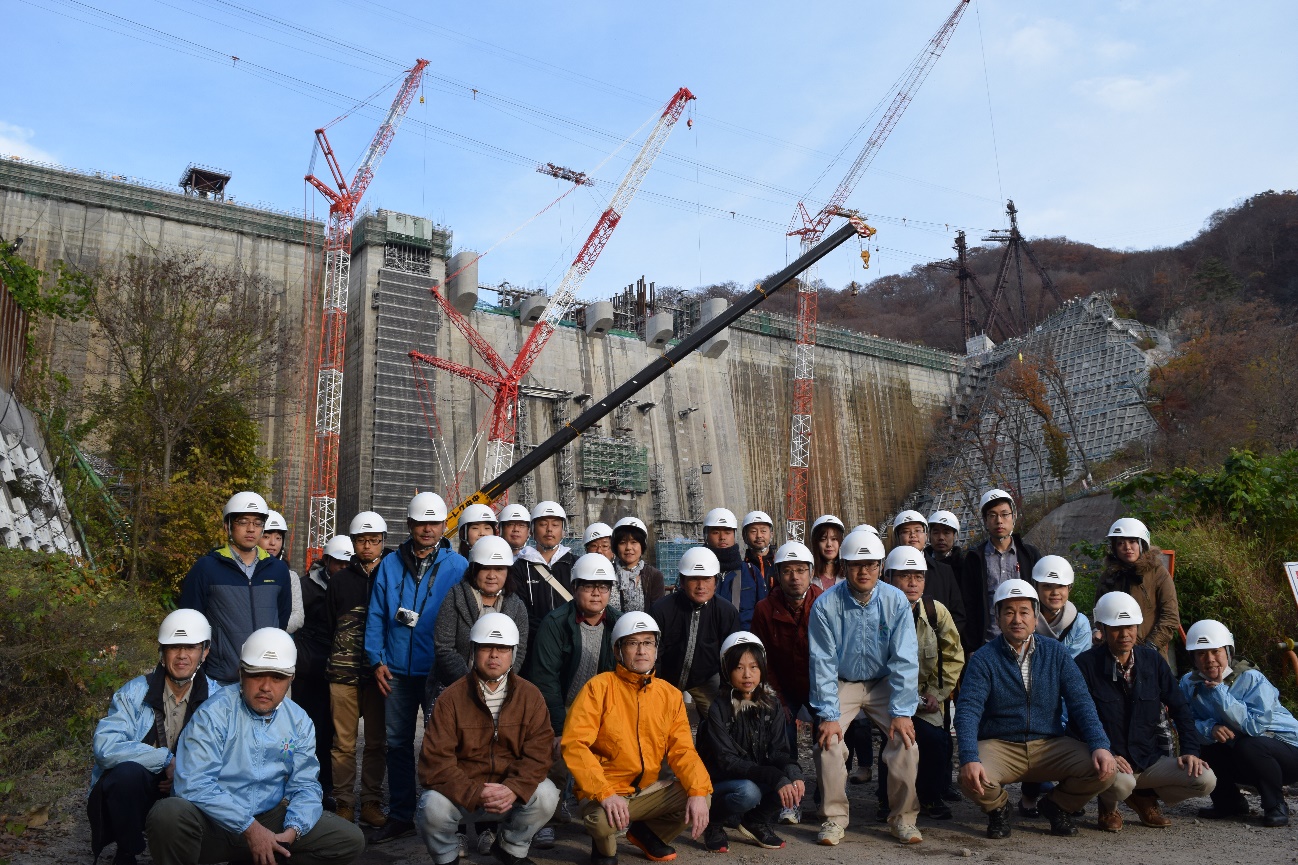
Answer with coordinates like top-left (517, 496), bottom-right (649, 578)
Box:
top-left (411, 87), bottom-right (695, 497)
top-left (444, 216), bottom-right (874, 530)
top-left (302, 60), bottom-right (429, 566)
top-left (978, 200), bottom-right (1066, 338)
top-left (782, 0), bottom-right (970, 542)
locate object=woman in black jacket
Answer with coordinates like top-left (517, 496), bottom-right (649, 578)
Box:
top-left (696, 632), bottom-right (804, 852)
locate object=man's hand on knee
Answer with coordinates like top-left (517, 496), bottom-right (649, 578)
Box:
top-left (481, 783), bottom-right (518, 815)
top-left (888, 717), bottom-right (916, 749)
top-left (600, 794), bottom-right (630, 831)
top-left (960, 761), bottom-right (989, 797)
top-left (244, 821), bottom-right (292, 865)
top-left (817, 720), bottom-right (842, 749)
top-left (1092, 749), bottom-right (1116, 781)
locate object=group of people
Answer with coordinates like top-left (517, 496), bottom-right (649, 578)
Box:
top-left (87, 487), bottom-right (1298, 865)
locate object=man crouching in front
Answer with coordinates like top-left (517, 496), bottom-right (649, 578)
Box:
top-left (146, 628), bottom-right (365, 865)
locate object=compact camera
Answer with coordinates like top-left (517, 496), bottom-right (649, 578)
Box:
top-left (395, 608), bottom-right (420, 628)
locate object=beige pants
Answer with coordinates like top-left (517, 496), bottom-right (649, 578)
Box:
top-left (330, 681), bottom-right (386, 808)
top-left (962, 737), bottom-right (1116, 813)
top-left (581, 779), bottom-right (704, 857)
top-left (813, 678), bottom-right (919, 826)
top-left (1101, 755), bottom-right (1217, 808)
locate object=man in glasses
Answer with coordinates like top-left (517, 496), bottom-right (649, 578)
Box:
top-left (179, 492), bottom-right (292, 686)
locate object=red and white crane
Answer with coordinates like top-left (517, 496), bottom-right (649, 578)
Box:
top-left (781, 1), bottom-right (968, 542)
top-left (411, 87), bottom-right (695, 495)
top-left (303, 59), bottom-right (429, 565)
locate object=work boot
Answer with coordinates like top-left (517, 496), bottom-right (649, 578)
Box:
top-left (1262, 801), bottom-right (1290, 828)
top-left (1038, 796), bottom-right (1078, 837)
top-left (489, 833), bottom-right (537, 865)
top-left (1097, 800), bottom-right (1123, 832)
top-left (1126, 791), bottom-right (1170, 827)
top-left (590, 840), bottom-right (619, 865)
top-left (335, 803), bottom-right (356, 824)
top-left (986, 801), bottom-right (1012, 839)
top-left (920, 800), bottom-right (952, 820)
top-left (366, 818), bottom-right (416, 845)
top-left (359, 802), bottom-right (387, 828)
top-left (1198, 794), bottom-right (1251, 820)
top-left (626, 821), bottom-right (676, 861)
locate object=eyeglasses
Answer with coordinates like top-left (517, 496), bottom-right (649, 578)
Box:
top-left (577, 584), bottom-right (612, 594)
top-left (231, 517), bottom-right (265, 528)
top-left (622, 639), bottom-right (657, 651)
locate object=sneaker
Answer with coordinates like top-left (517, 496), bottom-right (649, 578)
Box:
top-left (335, 804), bottom-right (356, 824)
top-left (532, 826), bottom-right (556, 850)
top-left (849, 765), bottom-right (873, 784)
top-left (490, 834), bottom-right (538, 865)
top-left (890, 822), bottom-right (922, 845)
top-left (777, 806), bottom-right (801, 825)
top-left (942, 783), bottom-right (962, 803)
top-left (477, 828), bottom-right (497, 854)
top-left (626, 821), bottom-right (677, 861)
top-left (359, 802), bottom-right (388, 828)
top-left (458, 832), bottom-right (468, 858)
top-left (558, 796), bottom-right (578, 824)
top-left (702, 821), bottom-right (729, 853)
top-left (816, 820), bottom-right (845, 846)
top-left (737, 819), bottom-right (785, 849)
top-left (875, 804), bottom-right (890, 823)
top-left (366, 819), bottom-right (416, 845)
top-left (920, 800), bottom-right (952, 820)
top-left (1038, 796), bottom-right (1078, 837)
top-left (986, 802), bottom-right (1012, 839)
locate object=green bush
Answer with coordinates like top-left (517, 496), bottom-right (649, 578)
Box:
top-left (0, 550), bottom-right (159, 812)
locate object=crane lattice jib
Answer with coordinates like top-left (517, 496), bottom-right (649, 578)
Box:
top-left (302, 58), bottom-right (428, 566)
top-left (782, 1), bottom-right (968, 543)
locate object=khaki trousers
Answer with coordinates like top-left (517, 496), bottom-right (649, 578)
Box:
top-left (813, 678), bottom-right (919, 826)
top-left (1100, 755), bottom-right (1217, 808)
top-left (330, 681), bottom-right (386, 808)
top-left (146, 798), bottom-right (364, 865)
top-left (580, 779), bottom-right (705, 857)
top-left (962, 737), bottom-right (1116, 813)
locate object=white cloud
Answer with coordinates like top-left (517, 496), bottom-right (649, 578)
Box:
top-left (1004, 19), bottom-right (1076, 68)
top-left (1075, 72), bottom-right (1186, 112)
top-left (0, 121), bottom-right (56, 163)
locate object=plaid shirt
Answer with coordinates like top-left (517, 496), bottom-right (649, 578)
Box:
top-left (1009, 634), bottom-right (1036, 693)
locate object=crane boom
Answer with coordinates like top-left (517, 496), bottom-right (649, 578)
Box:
top-left (302, 59), bottom-right (428, 566)
top-left (782, 1), bottom-right (968, 542)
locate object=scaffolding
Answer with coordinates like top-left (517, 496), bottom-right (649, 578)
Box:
top-left (550, 399), bottom-right (579, 528)
top-left (579, 436), bottom-right (649, 494)
top-left (655, 539), bottom-right (700, 589)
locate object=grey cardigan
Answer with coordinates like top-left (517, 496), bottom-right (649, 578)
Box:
top-left (432, 579), bottom-right (530, 688)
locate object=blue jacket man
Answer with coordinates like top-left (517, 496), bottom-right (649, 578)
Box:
top-left (364, 491), bottom-right (468, 843)
top-left (146, 627), bottom-right (364, 865)
top-left (179, 493), bottom-right (292, 685)
top-left (807, 530), bottom-right (921, 845)
top-left (956, 578), bottom-right (1116, 840)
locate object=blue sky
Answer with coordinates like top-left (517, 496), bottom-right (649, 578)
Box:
top-left (7, 1), bottom-right (1297, 300)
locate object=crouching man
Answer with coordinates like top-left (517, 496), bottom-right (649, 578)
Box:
top-left (1077, 592), bottom-right (1215, 830)
top-left (89, 610), bottom-right (217, 865)
top-left (417, 612), bottom-right (558, 865)
top-left (956, 579), bottom-right (1117, 838)
top-left (563, 612), bottom-right (713, 865)
top-left (146, 628), bottom-right (364, 865)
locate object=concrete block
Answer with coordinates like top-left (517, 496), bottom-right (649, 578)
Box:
top-left (697, 297), bottom-right (730, 358)
top-left (447, 250), bottom-right (479, 315)
top-left (0, 528), bottom-right (16, 549)
top-left (584, 301), bottom-right (614, 337)
top-left (519, 293), bottom-right (548, 324)
top-left (645, 312), bottom-right (674, 348)
top-left (384, 210), bottom-right (434, 241)
top-left (0, 457), bottom-right (14, 483)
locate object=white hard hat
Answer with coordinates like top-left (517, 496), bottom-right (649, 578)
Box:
top-left (223, 492), bottom-right (270, 520)
top-left (993, 578), bottom-right (1039, 609)
top-left (498, 503), bottom-right (532, 524)
top-left (323, 535), bottom-right (355, 561)
top-left (891, 510), bottom-right (929, 533)
top-left (811, 514), bottom-right (845, 535)
top-left (408, 491), bottom-right (448, 522)
top-left (742, 510), bottom-right (774, 529)
top-left (678, 546), bottom-right (721, 577)
top-left (469, 611), bottom-right (520, 648)
top-left (469, 535), bottom-right (514, 567)
top-left (459, 503), bottom-right (498, 526)
top-left (1093, 591), bottom-right (1144, 627)
top-left (531, 500), bottom-right (567, 523)
top-left (240, 627), bottom-right (296, 675)
top-left (1185, 619), bottom-right (1234, 651)
top-left (851, 523), bottom-right (880, 537)
top-left (884, 546), bottom-right (927, 574)
top-left (774, 541), bottom-right (814, 565)
top-left (264, 510), bottom-right (288, 533)
top-left (349, 511), bottom-right (388, 535)
top-left (980, 488), bottom-right (1016, 516)
top-left (720, 630), bottom-right (764, 660)
top-left (840, 529), bottom-right (886, 562)
top-left (613, 516), bottom-right (649, 545)
top-left (704, 508), bottom-right (738, 530)
top-left (1107, 517), bottom-right (1151, 551)
top-left (610, 611), bottom-right (660, 644)
top-left (583, 522), bottom-right (613, 545)
top-left (571, 551), bottom-right (617, 584)
top-left (1032, 555), bottom-right (1074, 586)
top-left (928, 510), bottom-right (960, 533)
top-left (158, 609), bottom-right (211, 645)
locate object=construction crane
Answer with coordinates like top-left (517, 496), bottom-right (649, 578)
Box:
top-left (782, 1), bottom-right (969, 542)
top-left (410, 87), bottom-right (696, 497)
top-left (442, 217), bottom-right (877, 530)
top-left (302, 59), bottom-right (429, 565)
